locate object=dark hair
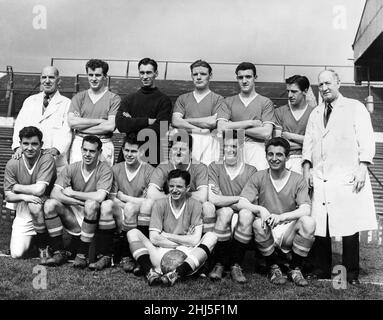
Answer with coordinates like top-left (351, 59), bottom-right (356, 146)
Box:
top-left (123, 132), bottom-right (144, 149)
top-left (19, 126), bottom-right (43, 143)
top-left (169, 131), bottom-right (193, 152)
top-left (86, 59), bottom-right (109, 76)
top-left (138, 58), bottom-right (158, 72)
top-left (285, 75), bottom-right (310, 92)
top-left (82, 135), bottom-right (102, 151)
top-left (190, 59), bottom-right (212, 74)
top-left (265, 137), bottom-right (290, 157)
top-left (235, 62), bottom-right (256, 76)
top-left (167, 169), bottom-right (191, 186)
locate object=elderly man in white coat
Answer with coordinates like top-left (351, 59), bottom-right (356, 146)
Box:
top-left (11, 66), bottom-right (72, 173)
top-left (302, 69), bottom-right (377, 285)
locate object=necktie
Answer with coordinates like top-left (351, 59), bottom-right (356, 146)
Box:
top-left (42, 94), bottom-right (49, 114)
top-left (324, 103), bottom-right (332, 128)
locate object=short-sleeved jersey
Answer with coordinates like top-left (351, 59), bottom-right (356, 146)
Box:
top-left (4, 152), bottom-right (56, 195)
top-left (173, 91), bottom-right (229, 122)
top-left (149, 161), bottom-right (208, 193)
top-left (69, 90), bottom-right (121, 138)
top-left (240, 169), bottom-right (311, 214)
top-left (275, 104), bottom-right (315, 155)
top-left (55, 161), bottom-right (113, 194)
top-left (149, 195), bottom-right (203, 235)
top-left (225, 94), bottom-right (276, 143)
top-left (208, 162), bottom-right (257, 196)
top-left (110, 162), bottom-right (154, 198)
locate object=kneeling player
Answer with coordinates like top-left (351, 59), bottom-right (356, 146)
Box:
top-left (127, 169), bottom-right (217, 286)
top-left (208, 130), bottom-right (257, 283)
top-left (4, 126), bottom-right (56, 262)
top-left (44, 135), bottom-right (113, 268)
top-left (238, 137), bottom-right (315, 286)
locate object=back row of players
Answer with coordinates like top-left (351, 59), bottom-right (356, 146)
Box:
top-left (6, 58), bottom-right (376, 287)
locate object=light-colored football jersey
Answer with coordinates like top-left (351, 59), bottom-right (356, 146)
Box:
top-left (208, 162), bottom-right (257, 196)
top-left (55, 161), bottom-right (113, 194)
top-left (110, 162), bottom-right (154, 197)
top-left (240, 169), bottom-right (310, 214)
top-left (149, 195), bottom-right (202, 235)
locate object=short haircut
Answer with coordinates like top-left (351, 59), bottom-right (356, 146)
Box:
top-left (319, 69), bottom-right (340, 83)
top-left (138, 58), bottom-right (158, 72)
top-left (265, 137), bottom-right (290, 157)
top-left (167, 169), bottom-right (191, 187)
top-left (235, 62), bottom-right (257, 76)
top-left (169, 132), bottom-right (193, 152)
top-left (86, 59), bottom-right (109, 76)
top-left (190, 59), bottom-right (212, 74)
top-left (82, 135), bottom-right (102, 151)
top-left (123, 132), bottom-right (144, 148)
top-left (19, 126), bottom-right (43, 143)
top-left (285, 75), bottom-right (310, 92)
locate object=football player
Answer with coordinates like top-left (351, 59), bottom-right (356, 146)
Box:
top-left (238, 137), bottom-right (315, 286)
top-left (44, 135), bottom-right (113, 268)
top-left (127, 169), bottom-right (217, 286)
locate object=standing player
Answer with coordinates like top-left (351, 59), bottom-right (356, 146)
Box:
top-left (238, 137), bottom-right (315, 286)
top-left (207, 130), bottom-right (257, 283)
top-left (68, 59), bottom-right (120, 166)
top-left (220, 62), bottom-right (276, 170)
top-left (44, 135), bottom-right (113, 268)
top-left (101, 133), bottom-right (154, 272)
top-left (127, 169), bottom-right (217, 286)
top-left (171, 60), bottom-right (229, 165)
top-left (274, 75), bottom-right (315, 173)
top-left (146, 132), bottom-right (216, 234)
top-left (4, 126), bottom-right (56, 261)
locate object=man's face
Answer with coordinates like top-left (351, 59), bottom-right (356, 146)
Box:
top-left (87, 67), bottom-right (106, 92)
top-left (168, 177), bottom-right (189, 201)
top-left (20, 136), bottom-right (42, 160)
top-left (266, 145), bottom-right (288, 171)
top-left (236, 69), bottom-right (256, 94)
top-left (191, 66), bottom-right (211, 91)
top-left (170, 141), bottom-right (190, 165)
top-left (287, 83), bottom-right (306, 107)
top-left (318, 71), bottom-right (340, 103)
top-left (40, 67), bottom-right (59, 95)
top-left (139, 64), bottom-right (157, 88)
top-left (81, 141), bottom-right (101, 166)
top-left (223, 138), bottom-right (240, 165)
top-left (122, 142), bottom-right (140, 166)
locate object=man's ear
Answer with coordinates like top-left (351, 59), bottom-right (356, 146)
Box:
top-left (154, 70), bottom-right (159, 78)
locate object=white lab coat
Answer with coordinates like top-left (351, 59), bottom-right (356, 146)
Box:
top-left (12, 91), bottom-right (73, 169)
top-left (302, 94), bottom-right (377, 237)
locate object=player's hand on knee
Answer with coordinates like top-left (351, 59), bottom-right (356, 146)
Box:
top-left (259, 209), bottom-right (271, 230)
top-left (23, 194), bottom-right (43, 204)
top-left (267, 214), bottom-right (283, 229)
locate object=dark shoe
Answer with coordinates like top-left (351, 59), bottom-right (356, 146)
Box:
top-left (133, 263), bottom-right (143, 276)
top-left (230, 264), bottom-right (247, 284)
top-left (209, 263), bottom-right (224, 281)
top-left (45, 250), bottom-right (68, 266)
top-left (146, 268), bottom-right (162, 286)
top-left (268, 264), bottom-right (287, 285)
top-left (38, 246), bottom-right (52, 265)
top-left (288, 267), bottom-right (309, 287)
top-left (161, 269), bottom-right (180, 287)
top-left (306, 268), bottom-right (331, 280)
top-left (73, 254), bottom-right (88, 269)
top-left (120, 256), bottom-right (135, 273)
top-left (88, 255), bottom-right (111, 271)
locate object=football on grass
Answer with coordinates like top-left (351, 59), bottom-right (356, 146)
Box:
top-left (160, 249), bottom-right (187, 274)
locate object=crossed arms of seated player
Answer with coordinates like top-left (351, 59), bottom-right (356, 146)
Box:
top-left (208, 184), bottom-right (241, 211)
top-left (149, 224), bottom-right (203, 248)
top-left (147, 184), bottom-right (208, 203)
top-left (5, 181), bottom-right (49, 205)
top-left (172, 112), bottom-right (217, 133)
top-left (237, 197), bottom-right (311, 229)
top-left (274, 127), bottom-right (303, 150)
top-left (68, 112), bottom-right (116, 135)
top-left (217, 119), bottom-right (273, 140)
top-left (110, 190), bottom-right (148, 208)
top-left (50, 184), bottom-right (108, 206)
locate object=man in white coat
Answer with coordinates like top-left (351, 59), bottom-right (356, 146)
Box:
top-left (12, 66), bottom-right (72, 173)
top-left (302, 69), bottom-right (377, 284)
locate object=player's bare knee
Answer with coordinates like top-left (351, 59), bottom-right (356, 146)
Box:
top-left (140, 198), bottom-right (154, 212)
top-left (100, 200), bottom-right (114, 215)
top-left (127, 228), bottom-right (141, 242)
top-left (298, 216), bottom-right (316, 236)
top-left (84, 200), bottom-right (100, 218)
top-left (216, 207), bottom-right (234, 225)
top-left (238, 209), bottom-right (254, 227)
top-left (44, 199), bottom-right (58, 216)
top-left (252, 218), bottom-right (267, 237)
top-left (201, 231), bottom-right (218, 249)
top-left (202, 201), bottom-right (216, 219)
top-left (27, 202), bottom-right (43, 215)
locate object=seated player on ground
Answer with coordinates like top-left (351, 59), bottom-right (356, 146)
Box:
top-left (101, 133), bottom-right (154, 272)
top-left (4, 126), bottom-right (56, 262)
top-left (127, 169), bottom-right (217, 286)
top-left (238, 137), bottom-right (315, 286)
top-left (146, 132), bottom-right (216, 235)
top-left (43, 135), bottom-right (113, 268)
top-left (207, 129), bottom-right (257, 283)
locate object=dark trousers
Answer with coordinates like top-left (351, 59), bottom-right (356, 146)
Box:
top-left (309, 215), bottom-right (359, 281)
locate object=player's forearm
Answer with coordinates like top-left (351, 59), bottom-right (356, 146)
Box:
top-left (209, 192), bottom-right (239, 207)
top-left (51, 189), bottom-right (84, 206)
top-left (237, 198), bottom-right (263, 217)
top-left (70, 190), bottom-right (107, 203)
top-left (5, 191), bottom-right (27, 203)
top-left (150, 233), bottom-right (178, 248)
top-left (186, 117), bottom-right (216, 129)
top-left (191, 189), bottom-right (208, 203)
top-left (146, 186), bottom-right (167, 200)
top-left (68, 116), bottom-right (103, 130)
top-left (282, 131), bottom-right (304, 144)
top-left (245, 126), bottom-right (273, 140)
top-left (117, 192), bottom-right (145, 205)
top-left (80, 121), bottom-right (115, 135)
top-left (280, 204), bottom-right (311, 223)
top-left (172, 116), bottom-right (200, 131)
top-left (164, 233), bottom-right (200, 247)
top-left (13, 183), bottom-right (46, 197)
top-left (223, 120), bottom-right (254, 130)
